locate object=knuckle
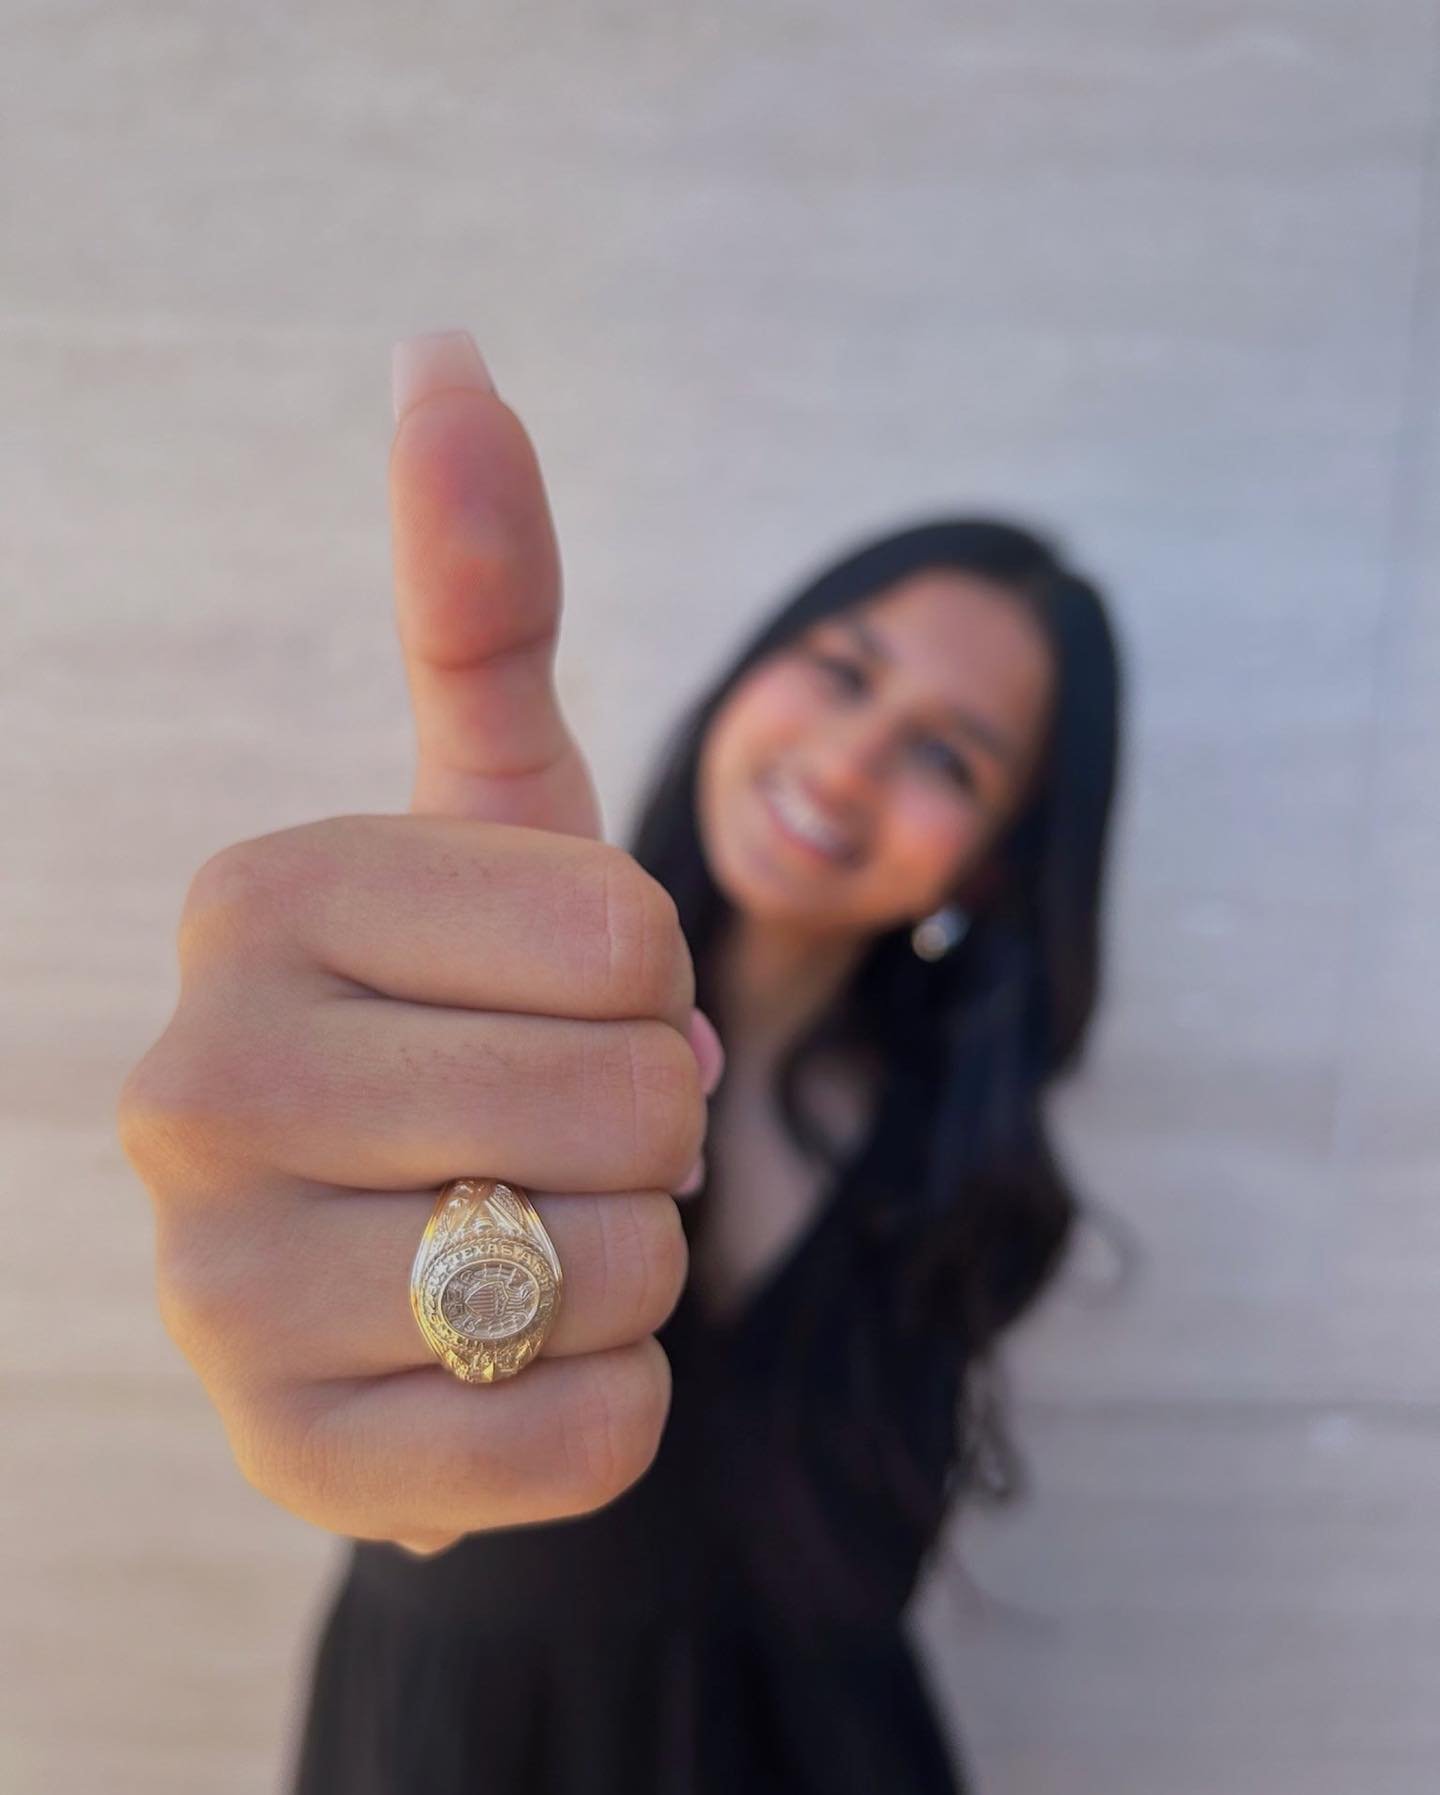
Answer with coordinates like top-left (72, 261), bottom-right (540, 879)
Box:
top-left (423, 535), bottom-right (525, 665)
top-left (178, 839), bottom-right (281, 966)
top-left (115, 1033), bottom-right (224, 1196)
top-left (594, 1194), bottom-right (689, 1335)
top-left (153, 1217), bottom-right (263, 1366)
top-left (115, 1049), bottom-right (169, 1186)
top-left (623, 1022), bottom-right (705, 1188)
top-left (633, 1195), bottom-right (689, 1330)
top-left (597, 851), bottom-right (691, 1017)
top-left (442, 532), bottom-right (515, 601)
top-left (178, 821), bottom-right (342, 974)
top-left (562, 1345), bottom-right (672, 1510)
top-left (113, 1013), bottom-right (271, 1198)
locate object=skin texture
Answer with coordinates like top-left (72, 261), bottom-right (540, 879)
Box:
top-left (116, 335), bottom-right (720, 1556)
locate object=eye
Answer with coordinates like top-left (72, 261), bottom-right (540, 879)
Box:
top-left (910, 735), bottom-right (977, 791)
top-left (808, 650), bottom-right (867, 694)
top-left (806, 647), bottom-right (977, 792)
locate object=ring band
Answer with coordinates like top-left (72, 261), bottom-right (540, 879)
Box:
top-left (409, 1178), bottom-right (563, 1383)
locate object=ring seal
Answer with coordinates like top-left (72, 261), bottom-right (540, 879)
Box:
top-left (410, 1178), bottom-right (563, 1383)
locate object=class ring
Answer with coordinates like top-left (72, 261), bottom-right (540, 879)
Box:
top-left (409, 1178), bottom-right (564, 1384)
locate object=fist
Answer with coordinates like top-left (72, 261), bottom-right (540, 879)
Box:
top-left (115, 334), bottom-right (723, 1553)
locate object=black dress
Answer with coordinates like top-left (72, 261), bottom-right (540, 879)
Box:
top-left (289, 1119), bottom-right (973, 1795)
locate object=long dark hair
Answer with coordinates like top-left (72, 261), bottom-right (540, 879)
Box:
top-left (627, 516), bottom-right (1125, 1548)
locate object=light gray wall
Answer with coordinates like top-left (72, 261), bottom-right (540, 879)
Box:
top-left (4, 4), bottom-right (1438, 1791)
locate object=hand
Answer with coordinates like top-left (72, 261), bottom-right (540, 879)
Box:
top-left (116, 332), bottom-right (724, 1555)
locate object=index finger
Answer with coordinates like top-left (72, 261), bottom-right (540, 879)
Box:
top-left (214, 814), bottom-right (695, 1030)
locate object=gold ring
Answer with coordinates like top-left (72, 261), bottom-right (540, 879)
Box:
top-left (409, 1178), bottom-right (563, 1383)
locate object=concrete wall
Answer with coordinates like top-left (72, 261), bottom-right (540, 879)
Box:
top-left (4, 4), bottom-right (1438, 1790)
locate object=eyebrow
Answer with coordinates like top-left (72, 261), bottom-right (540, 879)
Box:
top-left (828, 614), bottom-right (1022, 767)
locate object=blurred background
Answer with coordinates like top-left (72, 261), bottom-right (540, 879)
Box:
top-left (4, 3), bottom-right (1440, 1791)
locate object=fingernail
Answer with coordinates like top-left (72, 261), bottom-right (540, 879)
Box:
top-left (676, 1153), bottom-right (706, 1197)
top-left (391, 330), bottom-right (495, 422)
top-left (686, 1007), bottom-right (725, 1097)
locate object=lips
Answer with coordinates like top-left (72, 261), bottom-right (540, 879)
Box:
top-left (757, 769), bottom-right (858, 865)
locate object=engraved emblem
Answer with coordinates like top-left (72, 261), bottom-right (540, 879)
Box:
top-left (410, 1179), bottom-right (563, 1384)
top-left (439, 1258), bottom-right (541, 1341)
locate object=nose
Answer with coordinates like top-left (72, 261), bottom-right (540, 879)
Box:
top-left (801, 710), bottom-right (891, 807)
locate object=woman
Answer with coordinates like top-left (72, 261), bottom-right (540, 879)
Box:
top-left (289, 504), bottom-right (1124, 1786)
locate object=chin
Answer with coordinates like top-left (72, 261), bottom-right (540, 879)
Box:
top-left (699, 830), bottom-right (846, 932)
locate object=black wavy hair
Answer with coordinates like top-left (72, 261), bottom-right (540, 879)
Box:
top-left (625, 515), bottom-right (1126, 1535)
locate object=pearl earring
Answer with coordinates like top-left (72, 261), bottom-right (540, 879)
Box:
top-left (910, 903), bottom-right (970, 962)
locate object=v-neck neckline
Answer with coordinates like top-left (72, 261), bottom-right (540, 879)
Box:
top-left (678, 1089), bottom-right (884, 1343)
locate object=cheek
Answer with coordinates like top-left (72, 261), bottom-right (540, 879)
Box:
top-left (701, 665), bottom-right (817, 784)
top-left (878, 788), bottom-right (987, 897)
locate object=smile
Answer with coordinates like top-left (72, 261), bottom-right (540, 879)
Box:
top-left (758, 770), bottom-right (859, 865)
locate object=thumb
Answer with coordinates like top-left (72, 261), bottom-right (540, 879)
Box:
top-left (389, 330), bottom-right (604, 839)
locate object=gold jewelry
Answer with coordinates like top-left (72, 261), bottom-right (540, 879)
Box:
top-left (410, 1178), bottom-right (563, 1383)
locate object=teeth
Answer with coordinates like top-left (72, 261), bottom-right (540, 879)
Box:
top-left (766, 774), bottom-right (852, 859)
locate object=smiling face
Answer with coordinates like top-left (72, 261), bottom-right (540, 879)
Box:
top-left (695, 570), bottom-right (1057, 937)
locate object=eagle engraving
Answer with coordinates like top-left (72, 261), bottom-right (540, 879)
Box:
top-left (440, 1260), bottom-right (542, 1341)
